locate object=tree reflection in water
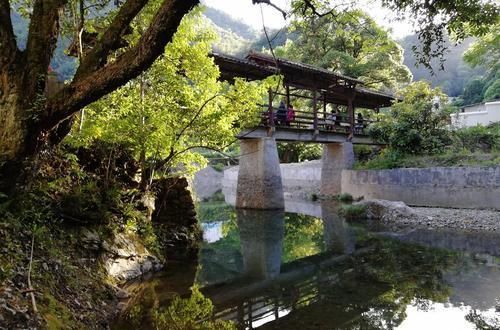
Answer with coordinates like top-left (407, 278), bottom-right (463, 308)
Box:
top-left (115, 198), bottom-right (499, 330)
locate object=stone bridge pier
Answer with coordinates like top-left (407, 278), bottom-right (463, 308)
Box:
top-left (236, 138), bottom-right (355, 209)
top-left (320, 142), bottom-right (355, 196)
top-left (236, 138), bottom-right (284, 209)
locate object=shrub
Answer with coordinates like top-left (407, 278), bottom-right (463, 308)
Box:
top-left (337, 193), bottom-right (354, 203)
top-left (453, 124), bottom-right (500, 152)
top-left (340, 204), bottom-right (367, 220)
top-left (369, 82), bottom-right (453, 156)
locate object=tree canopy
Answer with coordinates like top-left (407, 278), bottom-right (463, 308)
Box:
top-left (0, 0), bottom-right (498, 165)
top-left (275, 9), bottom-right (412, 90)
top-left (69, 10), bottom-right (275, 184)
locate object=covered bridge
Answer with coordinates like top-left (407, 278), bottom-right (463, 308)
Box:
top-left (212, 51), bottom-right (396, 144)
top-left (210, 51), bottom-right (397, 209)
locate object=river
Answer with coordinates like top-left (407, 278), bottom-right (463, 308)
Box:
top-left (114, 193), bottom-right (500, 329)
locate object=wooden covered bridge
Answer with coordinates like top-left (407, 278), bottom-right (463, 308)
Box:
top-left (212, 51), bottom-right (395, 144)
top-left (211, 52), bottom-right (396, 210)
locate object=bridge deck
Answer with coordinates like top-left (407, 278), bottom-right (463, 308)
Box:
top-left (238, 126), bottom-right (378, 144)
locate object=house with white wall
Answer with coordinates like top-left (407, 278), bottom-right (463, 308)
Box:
top-left (450, 100), bottom-right (500, 127)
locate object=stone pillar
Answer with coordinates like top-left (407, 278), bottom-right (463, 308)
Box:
top-left (236, 138), bottom-right (284, 209)
top-left (237, 209), bottom-right (285, 280)
top-left (320, 142), bottom-right (354, 196)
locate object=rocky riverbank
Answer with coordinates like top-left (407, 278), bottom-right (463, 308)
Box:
top-left (358, 199), bottom-right (500, 232)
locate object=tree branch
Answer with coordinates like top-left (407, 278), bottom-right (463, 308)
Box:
top-left (24, 0), bottom-right (68, 102)
top-left (74, 0), bottom-right (150, 80)
top-left (40, 0), bottom-right (199, 133)
top-left (0, 0), bottom-right (18, 69)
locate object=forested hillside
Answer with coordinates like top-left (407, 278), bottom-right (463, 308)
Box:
top-left (399, 34), bottom-right (487, 97)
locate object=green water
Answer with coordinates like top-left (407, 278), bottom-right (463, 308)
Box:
top-left (115, 196), bottom-right (500, 329)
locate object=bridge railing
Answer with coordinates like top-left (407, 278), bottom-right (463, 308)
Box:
top-left (258, 105), bottom-right (375, 136)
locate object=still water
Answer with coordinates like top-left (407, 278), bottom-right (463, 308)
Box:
top-left (117, 194), bottom-right (500, 329)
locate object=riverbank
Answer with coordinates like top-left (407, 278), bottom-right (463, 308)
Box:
top-left (357, 199), bottom-right (500, 232)
top-left (0, 149), bottom-right (201, 328)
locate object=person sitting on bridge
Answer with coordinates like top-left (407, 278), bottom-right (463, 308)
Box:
top-left (276, 101), bottom-right (287, 126)
top-left (286, 104), bottom-right (296, 127)
top-left (355, 112), bottom-right (364, 134)
top-left (326, 110), bottom-right (338, 131)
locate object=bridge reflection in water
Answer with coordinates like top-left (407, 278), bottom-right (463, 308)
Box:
top-left (196, 199), bottom-right (500, 330)
top-left (199, 202), bottom-right (360, 329)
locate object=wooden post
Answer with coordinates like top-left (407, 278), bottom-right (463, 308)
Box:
top-left (347, 95), bottom-right (354, 140)
top-left (313, 89), bottom-right (318, 135)
top-left (268, 89), bottom-right (274, 136)
top-left (285, 85), bottom-right (290, 108)
top-left (323, 93), bottom-right (327, 119)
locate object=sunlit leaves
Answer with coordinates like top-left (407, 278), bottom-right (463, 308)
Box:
top-left (69, 10), bottom-right (275, 176)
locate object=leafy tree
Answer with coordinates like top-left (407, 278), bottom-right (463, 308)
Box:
top-left (277, 142), bottom-right (322, 163)
top-left (69, 11), bottom-right (275, 187)
top-left (462, 79), bottom-right (486, 105)
top-left (275, 9), bottom-right (412, 90)
top-left (463, 24), bottom-right (500, 73)
top-left (369, 81), bottom-right (453, 155)
top-left (0, 0), bottom-right (498, 170)
top-left (290, 0), bottom-right (499, 71)
top-left (462, 24), bottom-right (500, 103)
top-left (399, 34), bottom-right (487, 97)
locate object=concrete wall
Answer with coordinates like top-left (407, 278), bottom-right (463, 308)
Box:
top-left (223, 160), bottom-right (322, 201)
top-left (222, 162), bottom-right (500, 210)
top-left (451, 100), bottom-right (500, 127)
top-left (342, 166), bottom-right (500, 210)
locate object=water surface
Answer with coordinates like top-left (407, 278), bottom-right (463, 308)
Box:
top-left (117, 195), bottom-right (500, 329)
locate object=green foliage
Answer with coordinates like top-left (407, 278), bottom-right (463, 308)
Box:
top-left (483, 78), bottom-right (500, 101)
top-left (453, 123), bottom-right (500, 152)
top-left (369, 81), bottom-right (453, 155)
top-left (463, 24), bottom-right (500, 73)
top-left (282, 213), bottom-right (324, 262)
top-left (152, 286), bottom-right (235, 330)
top-left (340, 204), bottom-right (367, 221)
top-left (276, 9), bottom-right (412, 90)
top-left (400, 34), bottom-right (487, 97)
top-left (462, 79), bottom-right (486, 105)
top-left (337, 193), bottom-right (354, 203)
top-left (69, 10), bottom-right (275, 177)
top-left (277, 142), bottom-right (322, 163)
top-left (358, 148), bottom-right (500, 169)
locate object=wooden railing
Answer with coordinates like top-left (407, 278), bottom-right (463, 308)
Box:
top-left (259, 105), bottom-right (375, 136)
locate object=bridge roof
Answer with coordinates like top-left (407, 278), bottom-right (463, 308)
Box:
top-left (211, 52), bottom-right (395, 109)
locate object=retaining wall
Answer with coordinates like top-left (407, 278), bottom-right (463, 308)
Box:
top-left (221, 163), bottom-right (500, 210)
top-left (223, 160), bottom-right (322, 201)
top-left (342, 166), bottom-right (500, 210)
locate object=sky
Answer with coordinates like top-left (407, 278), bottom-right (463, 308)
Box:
top-left (201, 0), bottom-right (414, 39)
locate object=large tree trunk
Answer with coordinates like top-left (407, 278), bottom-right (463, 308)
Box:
top-left (0, 78), bottom-right (25, 160)
top-left (0, 0), bottom-right (199, 166)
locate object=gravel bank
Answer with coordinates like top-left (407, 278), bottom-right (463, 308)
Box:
top-left (358, 199), bottom-right (500, 232)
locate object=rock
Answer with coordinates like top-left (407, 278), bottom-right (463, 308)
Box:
top-left (80, 228), bottom-right (102, 251)
top-left (115, 287), bottom-right (130, 299)
top-left (356, 199), bottom-right (417, 221)
top-left (42, 262), bottom-right (48, 271)
top-left (117, 302), bottom-right (127, 311)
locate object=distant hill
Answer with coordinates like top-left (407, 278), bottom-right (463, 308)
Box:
top-left (400, 34), bottom-right (487, 97)
top-left (203, 7), bottom-right (258, 41)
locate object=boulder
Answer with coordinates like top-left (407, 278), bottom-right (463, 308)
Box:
top-left (356, 199), bottom-right (417, 221)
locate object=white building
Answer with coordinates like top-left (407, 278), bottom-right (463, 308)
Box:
top-left (450, 100), bottom-right (500, 127)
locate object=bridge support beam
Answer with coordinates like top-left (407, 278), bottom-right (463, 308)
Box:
top-left (236, 138), bottom-right (284, 209)
top-left (320, 142), bottom-right (354, 196)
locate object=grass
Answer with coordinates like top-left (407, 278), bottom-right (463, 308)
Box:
top-left (356, 150), bottom-right (500, 170)
top-left (339, 204), bottom-right (367, 220)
